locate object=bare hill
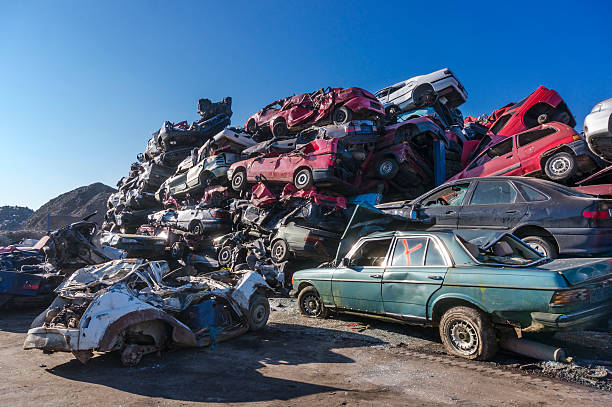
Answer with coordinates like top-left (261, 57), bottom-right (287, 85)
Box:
top-left (22, 183), bottom-right (116, 231)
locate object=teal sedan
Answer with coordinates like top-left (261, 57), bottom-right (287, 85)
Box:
top-left (292, 229), bottom-right (612, 360)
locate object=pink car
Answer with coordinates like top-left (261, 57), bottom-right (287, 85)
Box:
top-left (227, 138), bottom-right (359, 192)
top-left (245, 87), bottom-right (385, 139)
top-left (449, 122), bottom-right (596, 184)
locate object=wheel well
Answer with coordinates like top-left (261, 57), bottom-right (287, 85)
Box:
top-left (512, 225), bottom-right (558, 251)
top-left (296, 281), bottom-right (313, 294)
top-left (540, 146), bottom-right (574, 167)
top-left (431, 298), bottom-right (485, 326)
top-left (233, 166), bottom-right (246, 176)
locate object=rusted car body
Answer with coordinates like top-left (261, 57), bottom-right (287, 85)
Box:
top-left (24, 259), bottom-right (271, 366)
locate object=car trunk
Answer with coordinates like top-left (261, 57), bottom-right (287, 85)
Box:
top-left (535, 258), bottom-right (612, 286)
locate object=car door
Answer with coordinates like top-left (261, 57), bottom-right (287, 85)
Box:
top-left (331, 237), bottom-right (392, 314)
top-left (457, 179), bottom-right (528, 230)
top-left (382, 236), bottom-right (449, 319)
top-left (515, 127), bottom-right (560, 173)
top-left (414, 182), bottom-right (472, 228)
top-left (462, 137), bottom-right (522, 178)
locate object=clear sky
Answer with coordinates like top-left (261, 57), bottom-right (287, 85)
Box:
top-left (1, 1), bottom-right (611, 209)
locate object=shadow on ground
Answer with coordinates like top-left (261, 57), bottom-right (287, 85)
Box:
top-left (45, 322), bottom-right (387, 403)
top-left (0, 307), bottom-right (44, 333)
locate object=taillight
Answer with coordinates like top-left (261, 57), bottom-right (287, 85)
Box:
top-left (583, 210), bottom-right (610, 219)
top-left (304, 235), bottom-right (319, 243)
top-left (212, 211), bottom-right (230, 219)
top-left (550, 288), bottom-right (590, 305)
top-left (22, 282), bottom-right (39, 291)
top-left (329, 155), bottom-right (337, 166)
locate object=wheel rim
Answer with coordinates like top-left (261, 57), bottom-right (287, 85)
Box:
top-left (273, 242), bottom-right (286, 261)
top-left (379, 160), bottom-right (394, 176)
top-left (219, 247), bottom-right (231, 264)
top-left (526, 241), bottom-right (547, 256)
top-left (447, 318), bottom-right (479, 355)
top-left (295, 172), bottom-right (309, 187)
top-left (549, 156), bottom-right (571, 176)
top-left (232, 173), bottom-right (244, 188)
top-left (301, 294), bottom-right (322, 317)
top-left (251, 303), bottom-right (267, 325)
top-left (193, 224), bottom-right (201, 235)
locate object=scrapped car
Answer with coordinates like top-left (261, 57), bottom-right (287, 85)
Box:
top-left (245, 87), bottom-right (384, 139)
top-left (157, 114), bottom-right (231, 150)
top-left (148, 205), bottom-right (232, 236)
top-left (137, 161), bottom-right (174, 193)
top-left (483, 86), bottom-right (576, 137)
top-left (24, 259), bottom-right (271, 366)
top-left (584, 97), bottom-right (612, 162)
top-left (378, 176), bottom-right (612, 258)
top-left (293, 229), bottom-right (612, 360)
top-left (450, 123), bottom-right (596, 183)
top-left (375, 68), bottom-right (467, 116)
top-left (157, 149), bottom-right (241, 200)
top-left (227, 138), bottom-right (360, 192)
top-left (270, 222), bottom-right (341, 263)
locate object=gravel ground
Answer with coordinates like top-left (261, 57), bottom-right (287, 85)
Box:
top-left (0, 298), bottom-right (611, 406)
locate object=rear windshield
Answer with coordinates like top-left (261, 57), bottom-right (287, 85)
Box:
top-left (456, 232), bottom-right (545, 266)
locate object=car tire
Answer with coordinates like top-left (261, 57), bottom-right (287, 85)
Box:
top-left (217, 245), bottom-right (234, 267)
top-left (375, 157), bottom-right (400, 179)
top-left (544, 152), bottom-right (576, 182)
top-left (189, 220), bottom-right (204, 236)
top-left (272, 119), bottom-right (288, 139)
top-left (521, 236), bottom-right (558, 259)
top-left (248, 293), bottom-right (270, 331)
top-left (199, 171), bottom-right (214, 187)
top-left (246, 118), bottom-right (257, 134)
top-left (271, 239), bottom-right (290, 263)
top-left (294, 168), bottom-right (314, 189)
top-left (297, 286), bottom-right (328, 318)
top-left (439, 306), bottom-right (498, 360)
top-left (231, 169), bottom-right (248, 191)
top-left (332, 106), bottom-right (352, 125)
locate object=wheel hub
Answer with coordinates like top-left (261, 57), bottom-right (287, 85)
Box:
top-left (303, 294), bottom-right (321, 316)
top-left (550, 157), bottom-right (570, 175)
top-left (448, 319), bottom-right (478, 354)
top-left (527, 242), bottom-right (546, 256)
top-left (296, 174), bottom-right (308, 185)
top-left (380, 161), bottom-right (393, 175)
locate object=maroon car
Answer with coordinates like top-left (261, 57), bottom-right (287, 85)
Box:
top-left (245, 87), bottom-right (385, 139)
top-left (227, 138), bottom-right (359, 192)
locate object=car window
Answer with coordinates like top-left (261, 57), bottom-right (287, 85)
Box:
top-left (421, 183), bottom-right (470, 207)
top-left (457, 234), bottom-right (544, 266)
top-left (349, 238), bottom-right (392, 267)
top-left (515, 183), bottom-right (548, 202)
top-left (517, 127), bottom-right (557, 147)
top-left (391, 238), bottom-right (427, 266)
top-left (468, 138), bottom-right (513, 169)
top-left (489, 114), bottom-right (512, 134)
top-left (425, 239), bottom-right (446, 266)
top-left (469, 181), bottom-right (518, 205)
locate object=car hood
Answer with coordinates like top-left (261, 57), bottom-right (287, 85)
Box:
top-left (535, 258), bottom-right (612, 286)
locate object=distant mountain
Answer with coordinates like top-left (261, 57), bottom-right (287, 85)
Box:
top-left (0, 206), bottom-right (34, 231)
top-left (22, 183), bottom-right (116, 231)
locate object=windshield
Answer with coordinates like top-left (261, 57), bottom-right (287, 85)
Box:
top-left (455, 230), bottom-right (545, 266)
top-left (397, 107), bottom-right (438, 122)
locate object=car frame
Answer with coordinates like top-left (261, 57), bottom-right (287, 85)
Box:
top-left (292, 229), bottom-right (612, 360)
top-left (584, 97), bottom-right (612, 162)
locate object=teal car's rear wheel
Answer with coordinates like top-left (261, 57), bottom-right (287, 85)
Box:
top-left (298, 286), bottom-right (328, 318)
top-left (439, 306), bottom-right (497, 360)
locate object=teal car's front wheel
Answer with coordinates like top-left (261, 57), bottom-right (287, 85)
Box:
top-left (439, 306), bottom-right (498, 360)
top-left (298, 286), bottom-right (328, 318)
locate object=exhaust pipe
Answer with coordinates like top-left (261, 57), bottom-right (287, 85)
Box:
top-left (500, 337), bottom-right (569, 362)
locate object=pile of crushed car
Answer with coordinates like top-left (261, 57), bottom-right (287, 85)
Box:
top-left (4, 68), bottom-right (612, 366)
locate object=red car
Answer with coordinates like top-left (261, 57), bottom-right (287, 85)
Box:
top-left (467, 86), bottom-right (576, 137)
top-left (245, 87), bottom-right (385, 139)
top-left (449, 122), bottom-right (596, 183)
top-left (227, 138), bottom-right (359, 192)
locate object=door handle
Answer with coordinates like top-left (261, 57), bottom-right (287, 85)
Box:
top-left (445, 210), bottom-right (455, 215)
top-left (506, 210), bottom-right (518, 214)
top-left (370, 274), bottom-right (382, 278)
top-left (427, 275), bottom-right (443, 280)
top-left (505, 154), bottom-right (513, 159)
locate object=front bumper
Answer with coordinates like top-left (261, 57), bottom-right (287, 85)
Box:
top-left (23, 327), bottom-right (80, 352)
top-left (531, 303), bottom-right (611, 330)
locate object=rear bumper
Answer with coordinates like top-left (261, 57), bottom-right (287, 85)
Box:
top-left (531, 303), bottom-right (611, 330)
top-left (551, 228), bottom-right (612, 255)
top-left (312, 168), bottom-right (357, 193)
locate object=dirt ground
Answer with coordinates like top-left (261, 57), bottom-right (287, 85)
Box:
top-left (1, 298), bottom-right (611, 407)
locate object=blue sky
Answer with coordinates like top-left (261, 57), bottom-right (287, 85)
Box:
top-left (1, 1), bottom-right (611, 209)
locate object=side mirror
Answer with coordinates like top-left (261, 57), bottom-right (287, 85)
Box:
top-left (341, 257), bottom-right (351, 268)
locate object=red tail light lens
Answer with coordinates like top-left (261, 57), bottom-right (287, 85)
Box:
top-left (550, 288), bottom-right (590, 305)
top-left (212, 211), bottom-right (230, 219)
top-left (583, 211), bottom-right (610, 219)
top-left (304, 235), bottom-right (319, 243)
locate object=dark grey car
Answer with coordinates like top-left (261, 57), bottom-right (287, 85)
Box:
top-left (377, 176), bottom-right (612, 258)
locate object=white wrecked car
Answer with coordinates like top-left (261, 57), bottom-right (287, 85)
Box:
top-left (24, 259), bottom-right (271, 366)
